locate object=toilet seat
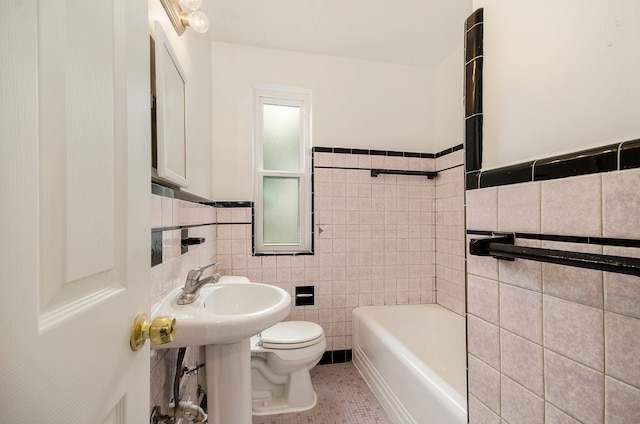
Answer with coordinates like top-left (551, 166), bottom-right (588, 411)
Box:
top-left (260, 321), bottom-right (324, 349)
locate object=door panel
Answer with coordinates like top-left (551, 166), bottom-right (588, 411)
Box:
top-left (102, 401), bottom-right (126, 424)
top-left (0, 0), bottom-right (151, 422)
top-left (38, 0), bottom-right (121, 327)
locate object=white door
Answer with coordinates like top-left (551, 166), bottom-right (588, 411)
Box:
top-left (1, 0), bottom-right (151, 422)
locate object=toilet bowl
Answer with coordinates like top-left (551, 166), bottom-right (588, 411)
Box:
top-left (250, 321), bottom-right (326, 415)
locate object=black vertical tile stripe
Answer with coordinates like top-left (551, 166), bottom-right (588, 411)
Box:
top-left (465, 115), bottom-right (483, 172)
top-left (151, 230), bottom-right (163, 267)
top-left (465, 23), bottom-right (483, 63)
top-left (464, 8), bottom-right (483, 173)
top-left (466, 171), bottom-right (480, 190)
top-left (465, 58), bottom-right (483, 117)
top-left (465, 8), bottom-right (484, 30)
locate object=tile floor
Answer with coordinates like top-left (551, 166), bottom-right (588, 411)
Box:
top-left (252, 362), bottom-right (393, 424)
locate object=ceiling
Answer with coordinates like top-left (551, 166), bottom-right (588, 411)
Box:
top-left (202, 0), bottom-right (472, 68)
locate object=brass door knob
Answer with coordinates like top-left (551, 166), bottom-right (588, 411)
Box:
top-left (130, 313), bottom-right (176, 351)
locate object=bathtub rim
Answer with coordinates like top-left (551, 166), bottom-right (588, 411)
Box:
top-left (352, 304), bottom-right (467, 424)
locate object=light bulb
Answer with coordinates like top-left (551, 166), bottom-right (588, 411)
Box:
top-left (179, 0), bottom-right (202, 10)
top-left (187, 11), bottom-right (209, 33)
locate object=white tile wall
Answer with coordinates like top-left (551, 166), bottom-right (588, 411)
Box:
top-left (217, 148), bottom-right (466, 351)
top-left (218, 158), bottom-right (438, 351)
top-left (467, 168), bottom-right (640, 423)
top-left (149, 194), bottom-right (216, 412)
top-left (435, 150), bottom-right (466, 315)
top-left (149, 147), bottom-right (467, 414)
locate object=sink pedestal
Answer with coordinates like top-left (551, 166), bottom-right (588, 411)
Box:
top-left (205, 339), bottom-right (252, 424)
top-left (150, 281), bottom-right (291, 422)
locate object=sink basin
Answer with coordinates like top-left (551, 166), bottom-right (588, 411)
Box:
top-left (151, 282), bottom-right (291, 347)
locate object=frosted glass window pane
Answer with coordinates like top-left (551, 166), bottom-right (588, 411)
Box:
top-left (263, 177), bottom-right (299, 244)
top-left (263, 104), bottom-right (300, 172)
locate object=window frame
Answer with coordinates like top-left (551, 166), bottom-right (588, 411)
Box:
top-left (253, 86), bottom-right (312, 254)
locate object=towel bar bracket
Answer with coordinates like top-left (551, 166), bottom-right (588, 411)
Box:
top-left (469, 232), bottom-right (515, 261)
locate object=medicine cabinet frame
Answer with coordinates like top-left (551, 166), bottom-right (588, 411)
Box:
top-left (151, 21), bottom-right (189, 188)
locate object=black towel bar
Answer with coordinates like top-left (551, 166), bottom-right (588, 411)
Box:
top-left (470, 233), bottom-right (640, 277)
top-left (370, 169), bottom-right (438, 179)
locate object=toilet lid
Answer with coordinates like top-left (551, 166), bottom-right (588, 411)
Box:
top-left (260, 321), bottom-right (324, 349)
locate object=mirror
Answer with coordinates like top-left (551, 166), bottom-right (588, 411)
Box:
top-left (151, 21), bottom-right (188, 187)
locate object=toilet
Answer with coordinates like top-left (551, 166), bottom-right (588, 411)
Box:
top-left (250, 320), bottom-right (326, 415)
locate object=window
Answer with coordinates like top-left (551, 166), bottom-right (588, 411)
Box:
top-left (254, 86), bottom-right (312, 254)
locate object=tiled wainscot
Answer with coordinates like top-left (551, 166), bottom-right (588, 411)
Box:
top-left (466, 140), bottom-right (640, 423)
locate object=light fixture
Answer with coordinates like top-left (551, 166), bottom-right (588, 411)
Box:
top-left (179, 0), bottom-right (202, 10)
top-left (160, 0), bottom-right (210, 36)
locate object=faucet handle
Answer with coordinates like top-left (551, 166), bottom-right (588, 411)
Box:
top-left (198, 261), bottom-right (221, 273)
top-left (185, 268), bottom-right (202, 281)
top-left (186, 262), bottom-right (221, 283)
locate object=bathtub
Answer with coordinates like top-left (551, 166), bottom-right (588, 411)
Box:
top-left (352, 305), bottom-right (467, 424)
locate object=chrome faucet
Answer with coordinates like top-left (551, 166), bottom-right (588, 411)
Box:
top-left (177, 262), bottom-right (221, 305)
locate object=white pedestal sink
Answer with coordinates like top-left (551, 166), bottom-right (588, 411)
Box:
top-left (151, 281), bottom-right (291, 424)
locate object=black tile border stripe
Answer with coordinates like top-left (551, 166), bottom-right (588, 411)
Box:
top-left (312, 144), bottom-right (464, 160)
top-left (253, 251), bottom-right (314, 257)
top-left (534, 143), bottom-right (618, 181)
top-left (313, 146), bottom-right (435, 158)
top-left (620, 139), bottom-right (640, 169)
top-left (436, 143), bottom-right (464, 158)
top-left (208, 201), bottom-right (254, 208)
top-left (467, 230), bottom-right (640, 249)
top-left (466, 138), bottom-right (640, 190)
top-left (153, 143), bottom-right (464, 259)
top-left (214, 221), bottom-right (252, 226)
top-left (479, 161), bottom-right (534, 188)
top-left (154, 143), bottom-right (464, 205)
top-left (370, 149), bottom-right (390, 156)
top-left (152, 222), bottom-right (216, 233)
top-left (318, 349), bottom-right (353, 365)
top-left (152, 183), bottom-right (213, 203)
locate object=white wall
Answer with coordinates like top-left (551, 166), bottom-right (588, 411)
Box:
top-left (149, 1), bottom-right (213, 199)
top-left (473, 0), bottom-right (640, 169)
top-left (211, 42), bottom-right (439, 201)
top-left (434, 46), bottom-right (465, 152)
